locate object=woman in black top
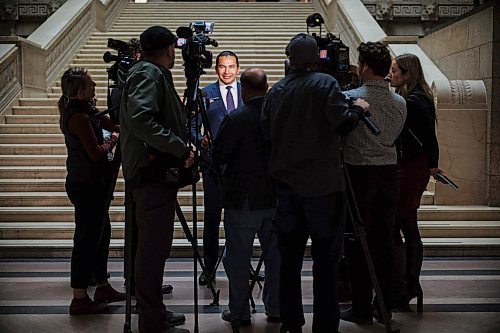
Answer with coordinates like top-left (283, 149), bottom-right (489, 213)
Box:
top-left (388, 54), bottom-right (441, 312)
top-left (58, 67), bottom-right (124, 315)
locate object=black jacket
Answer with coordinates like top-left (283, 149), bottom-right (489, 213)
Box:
top-left (213, 96), bottom-right (276, 210)
top-left (261, 70), bottom-right (363, 197)
top-left (397, 88), bottom-right (439, 168)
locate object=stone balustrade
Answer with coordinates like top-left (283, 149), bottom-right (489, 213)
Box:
top-left (0, 44), bottom-right (21, 118)
top-left (0, 0), bottom-right (126, 106)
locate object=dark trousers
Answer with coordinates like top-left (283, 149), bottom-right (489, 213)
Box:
top-left (393, 155), bottom-right (429, 298)
top-left (202, 170), bottom-right (222, 273)
top-left (275, 183), bottom-right (345, 333)
top-left (344, 164), bottom-right (398, 317)
top-left (66, 180), bottom-right (111, 289)
top-left (130, 182), bottom-right (178, 333)
top-left (395, 154), bottom-right (429, 245)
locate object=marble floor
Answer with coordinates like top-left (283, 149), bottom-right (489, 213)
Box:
top-left (0, 257), bottom-right (499, 333)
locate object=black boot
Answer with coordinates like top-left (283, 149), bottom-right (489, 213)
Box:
top-left (405, 242), bottom-right (424, 312)
top-left (392, 242), bottom-right (411, 312)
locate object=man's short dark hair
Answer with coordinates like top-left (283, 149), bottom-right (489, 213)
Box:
top-left (216, 51), bottom-right (239, 67)
top-left (357, 42), bottom-right (391, 77)
top-left (140, 26), bottom-right (176, 58)
top-left (241, 68), bottom-right (267, 93)
top-left (286, 33), bottom-right (318, 68)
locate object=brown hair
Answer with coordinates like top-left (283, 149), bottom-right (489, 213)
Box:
top-left (58, 67), bottom-right (87, 131)
top-left (394, 54), bottom-right (433, 104)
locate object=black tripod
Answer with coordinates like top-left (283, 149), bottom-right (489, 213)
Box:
top-left (342, 156), bottom-right (400, 333)
top-left (181, 64), bottom-right (223, 333)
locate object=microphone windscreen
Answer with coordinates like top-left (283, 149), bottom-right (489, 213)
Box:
top-left (176, 26), bottom-right (193, 39)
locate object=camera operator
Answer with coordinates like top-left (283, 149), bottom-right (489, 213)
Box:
top-left (340, 42), bottom-right (406, 325)
top-left (58, 67), bottom-right (124, 315)
top-left (109, 38), bottom-right (141, 113)
top-left (120, 26), bottom-right (193, 333)
top-left (261, 33), bottom-right (369, 333)
top-left (212, 68), bottom-right (280, 326)
top-left (191, 50), bottom-right (244, 285)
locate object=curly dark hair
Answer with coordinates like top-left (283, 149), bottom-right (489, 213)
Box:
top-left (357, 42), bottom-right (391, 77)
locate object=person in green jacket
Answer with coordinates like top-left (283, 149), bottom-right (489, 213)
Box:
top-left (120, 26), bottom-right (194, 333)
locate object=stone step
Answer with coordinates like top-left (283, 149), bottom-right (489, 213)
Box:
top-left (76, 53), bottom-right (287, 60)
top-left (1, 205), bottom-right (498, 223)
top-left (12, 106), bottom-right (59, 115)
top-left (0, 155), bottom-right (66, 165)
top-left (0, 238), bottom-right (251, 258)
top-left (0, 191), bottom-right (432, 206)
top-left (3, 219), bottom-right (496, 241)
top-left (0, 237), bottom-right (498, 258)
top-left (0, 144), bottom-right (66, 155)
top-left (79, 47), bottom-right (290, 54)
top-left (0, 221), bottom-right (220, 240)
top-left (0, 124), bottom-right (61, 134)
top-left (0, 206), bottom-right (203, 222)
top-left (18, 98), bottom-right (106, 107)
top-left (0, 135), bottom-right (63, 144)
top-left (4, 115), bottom-right (60, 124)
top-left (0, 191), bottom-right (203, 207)
top-left (0, 166), bottom-right (69, 179)
top-left (71, 58), bottom-right (288, 66)
top-left (0, 178), bottom-right (204, 192)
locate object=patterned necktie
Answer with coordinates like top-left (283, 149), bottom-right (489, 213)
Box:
top-left (226, 86), bottom-right (235, 113)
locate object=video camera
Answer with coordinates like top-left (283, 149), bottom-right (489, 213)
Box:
top-left (176, 21), bottom-right (218, 80)
top-left (286, 13), bottom-right (353, 89)
top-left (102, 38), bottom-right (141, 87)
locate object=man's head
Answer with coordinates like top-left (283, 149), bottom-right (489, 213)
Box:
top-left (356, 42), bottom-right (391, 80)
top-left (140, 26), bottom-right (177, 68)
top-left (215, 51), bottom-right (240, 85)
top-left (285, 33), bottom-right (319, 71)
top-left (240, 68), bottom-right (268, 103)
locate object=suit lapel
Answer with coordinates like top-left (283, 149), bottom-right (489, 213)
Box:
top-left (210, 81), bottom-right (227, 115)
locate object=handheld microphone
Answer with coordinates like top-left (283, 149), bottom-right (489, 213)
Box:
top-left (384, 76), bottom-right (391, 83)
top-left (434, 171), bottom-right (459, 191)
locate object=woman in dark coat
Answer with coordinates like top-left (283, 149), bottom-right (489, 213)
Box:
top-left (388, 54), bottom-right (441, 311)
top-left (58, 67), bottom-right (124, 315)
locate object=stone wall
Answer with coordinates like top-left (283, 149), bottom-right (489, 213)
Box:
top-left (419, 2), bottom-right (499, 205)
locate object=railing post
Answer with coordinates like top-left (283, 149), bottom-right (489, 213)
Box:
top-left (432, 80), bottom-right (488, 205)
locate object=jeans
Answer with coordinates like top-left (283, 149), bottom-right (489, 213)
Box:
top-left (275, 183), bottom-right (345, 333)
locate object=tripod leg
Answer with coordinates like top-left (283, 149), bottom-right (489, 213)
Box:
top-left (211, 243), bottom-right (225, 283)
top-left (175, 202), bottom-right (221, 305)
top-left (123, 186), bottom-right (133, 333)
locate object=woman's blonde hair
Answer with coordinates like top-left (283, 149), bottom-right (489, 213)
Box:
top-left (58, 67), bottom-right (88, 131)
top-left (394, 54), bottom-right (433, 104)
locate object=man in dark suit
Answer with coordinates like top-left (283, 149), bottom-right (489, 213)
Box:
top-left (212, 68), bottom-right (280, 326)
top-left (192, 51), bottom-right (243, 285)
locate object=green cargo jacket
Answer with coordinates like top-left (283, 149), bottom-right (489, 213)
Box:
top-left (120, 60), bottom-right (189, 182)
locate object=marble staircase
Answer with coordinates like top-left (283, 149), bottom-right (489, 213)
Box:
top-left (0, 1), bottom-right (499, 258)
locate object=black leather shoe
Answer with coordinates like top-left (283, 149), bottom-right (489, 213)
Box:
top-left (162, 284), bottom-right (173, 294)
top-left (279, 326), bottom-right (302, 333)
top-left (340, 308), bottom-right (373, 325)
top-left (266, 314), bottom-right (281, 323)
top-left (166, 310), bottom-right (186, 326)
top-left (221, 309), bottom-right (251, 326)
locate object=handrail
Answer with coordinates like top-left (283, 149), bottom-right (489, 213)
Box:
top-left (0, 0), bottom-right (127, 113)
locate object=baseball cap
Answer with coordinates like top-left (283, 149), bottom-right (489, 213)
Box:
top-left (285, 33), bottom-right (318, 64)
top-left (140, 26), bottom-right (177, 52)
